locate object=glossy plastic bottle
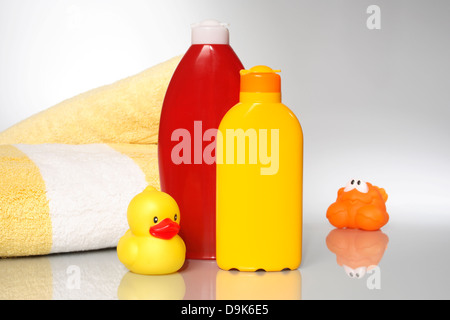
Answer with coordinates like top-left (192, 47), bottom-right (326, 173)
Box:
top-left (158, 20), bottom-right (244, 260)
top-left (216, 66), bottom-right (303, 271)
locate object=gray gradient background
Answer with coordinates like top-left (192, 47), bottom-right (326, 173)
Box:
top-left (1, 0), bottom-right (449, 299)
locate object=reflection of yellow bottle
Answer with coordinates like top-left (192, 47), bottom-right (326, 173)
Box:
top-left (217, 66), bottom-right (303, 272)
top-left (216, 269), bottom-right (302, 300)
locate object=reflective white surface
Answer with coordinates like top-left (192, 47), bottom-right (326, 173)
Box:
top-left (1, 0), bottom-right (450, 301)
top-left (2, 218), bottom-right (449, 300)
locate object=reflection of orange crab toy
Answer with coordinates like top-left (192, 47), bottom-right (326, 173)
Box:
top-left (326, 179), bottom-right (389, 231)
top-left (326, 228), bottom-right (389, 278)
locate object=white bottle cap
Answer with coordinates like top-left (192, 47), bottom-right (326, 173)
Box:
top-left (191, 19), bottom-right (230, 45)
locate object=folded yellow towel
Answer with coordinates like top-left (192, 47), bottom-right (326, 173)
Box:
top-left (0, 56), bottom-right (181, 257)
top-left (0, 144), bottom-right (159, 258)
top-left (0, 56), bottom-right (181, 145)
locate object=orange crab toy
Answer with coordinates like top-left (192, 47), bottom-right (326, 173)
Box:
top-left (326, 179), bottom-right (389, 231)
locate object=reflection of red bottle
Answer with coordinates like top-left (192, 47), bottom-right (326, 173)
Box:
top-left (158, 20), bottom-right (244, 260)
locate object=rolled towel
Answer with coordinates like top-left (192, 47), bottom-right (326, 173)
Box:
top-left (0, 143), bottom-right (159, 257)
top-left (0, 56), bottom-right (181, 257)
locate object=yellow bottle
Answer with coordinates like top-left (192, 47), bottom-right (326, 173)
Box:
top-left (216, 66), bottom-right (303, 272)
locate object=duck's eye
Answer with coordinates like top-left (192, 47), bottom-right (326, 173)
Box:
top-left (355, 180), bottom-right (369, 193)
top-left (153, 216), bottom-right (158, 224)
top-left (174, 214), bottom-right (178, 222)
top-left (344, 179), bottom-right (357, 192)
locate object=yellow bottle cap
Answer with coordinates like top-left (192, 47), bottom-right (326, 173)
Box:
top-left (240, 66), bottom-right (281, 93)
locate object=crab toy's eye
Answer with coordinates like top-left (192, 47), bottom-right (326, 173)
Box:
top-left (344, 265), bottom-right (356, 278)
top-left (355, 180), bottom-right (369, 193)
top-left (344, 179), bottom-right (357, 192)
top-left (344, 265), bottom-right (367, 279)
top-left (353, 267), bottom-right (367, 279)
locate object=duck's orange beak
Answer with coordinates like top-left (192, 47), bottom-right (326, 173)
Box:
top-left (150, 218), bottom-right (180, 240)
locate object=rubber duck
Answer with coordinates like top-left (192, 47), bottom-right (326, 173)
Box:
top-left (326, 179), bottom-right (389, 231)
top-left (117, 186), bottom-right (186, 275)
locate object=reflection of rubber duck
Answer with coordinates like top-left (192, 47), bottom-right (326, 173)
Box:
top-left (117, 272), bottom-right (186, 300)
top-left (326, 179), bottom-right (389, 231)
top-left (117, 186), bottom-right (186, 275)
top-left (326, 228), bottom-right (389, 278)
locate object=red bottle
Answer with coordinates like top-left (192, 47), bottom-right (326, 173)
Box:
top-left (158, 20), bottom-right (244, 260)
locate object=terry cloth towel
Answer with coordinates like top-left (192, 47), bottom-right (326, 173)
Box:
top-left (0, 56), bottom-right (181, 258)
top-left (0, 56), bottom-right (181, 145)
top-left (0, 144), bottom-right (159, 257)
